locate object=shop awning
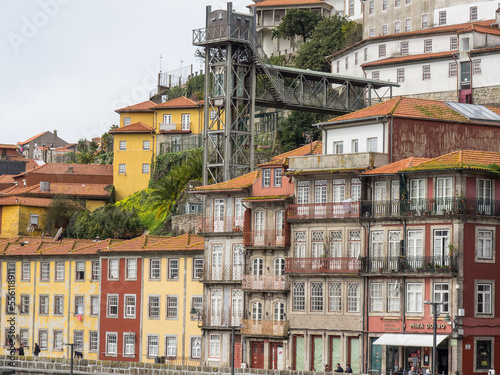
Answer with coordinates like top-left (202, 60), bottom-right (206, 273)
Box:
top-left (373, 334), bottom-right (448, 347)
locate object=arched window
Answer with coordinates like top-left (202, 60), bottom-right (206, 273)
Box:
top-left (252, 302), bottom-right (262, 321)
top-left (274, 258), bottom-right (285, 276)
top-left (252, 258), bottom-right (263, 276)
top-left (274, 302), bottom-right (285, 321)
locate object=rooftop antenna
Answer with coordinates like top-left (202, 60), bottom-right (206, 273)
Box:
top-left (159, 54), bottom-right (163, 73)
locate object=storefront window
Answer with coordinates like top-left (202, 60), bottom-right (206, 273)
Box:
top-left (406, 347), bottom-right (421, 370)
top-left (476, 340), bottom-right (492, 370)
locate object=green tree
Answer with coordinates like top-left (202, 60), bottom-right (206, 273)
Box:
top-left (45, 196), bottom-right (86, 235)
top-left (272, 9), bottom-right (323, 43)
top-left (294, 15), bottom-right (362, 72)
top-left (277, 111), bottom-right (329, 152)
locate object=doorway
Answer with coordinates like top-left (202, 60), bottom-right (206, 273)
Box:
top-left (251, 341), bottom-right (265, 369)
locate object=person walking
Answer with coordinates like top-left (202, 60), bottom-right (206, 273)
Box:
top-left (345, 364), bottom-right (353, 373)
top-left (334, 363), bottom-right (344, 373)
top-left (18, 344), bottom-right (25, 356)
top-left (325, 364), bottom-right (331, 372)
top-left (408, 366), bottom-right (416, 375)
top-left (34, 343), bottom-right (40, 357)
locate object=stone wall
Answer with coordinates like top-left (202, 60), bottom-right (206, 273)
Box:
top-left (171, 213), bottom-right (200, 236)
top-left (405, 85), bottom-right (500, 107)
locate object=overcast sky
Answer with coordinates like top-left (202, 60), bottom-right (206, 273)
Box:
top-left (0, 0), bottom-right (253, 145)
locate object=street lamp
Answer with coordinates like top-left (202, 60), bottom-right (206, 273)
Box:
top-left (424, 300), bottom-right (443, 375)
top-left (64, 343), bottom-right (75, 375)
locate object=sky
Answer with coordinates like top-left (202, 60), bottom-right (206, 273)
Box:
top-left (0, 0), bottom-right (254, 145)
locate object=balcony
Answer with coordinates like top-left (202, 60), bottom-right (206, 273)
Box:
top-left (242, 275), bottom-right (290, 291)
top-left (360, 198), bottom-right (500, 218)
top-left (202, 265), bottom-right (244, 282)
top-left (241, 319), bottom-right (289, 337)
top-left (202, 311), bottom-right (244, 328)
top-left (288, 152), bottom-right (388, 172)
top-left (361, 256), bottom-right (457, 274)
top-left (243, 230), bottom-right (290, 247)
top-left (287, 202), bottom-right (359, 220)
top-left (285, 257), bottom-right (361, 274)
top-left (198, 216), bottom-right (244, 233)
top-left (160, 123), bottom-right (177, 131)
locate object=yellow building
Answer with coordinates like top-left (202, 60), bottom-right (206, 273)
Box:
top-left (0, 197), bottom-right (50, 237)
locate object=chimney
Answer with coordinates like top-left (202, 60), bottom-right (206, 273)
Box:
top-left (54, 130), bottom-right (57, 138)
top-left (497, 7), bottom-right (500, 27)
top-left (40, 182), bottom-right (50, 192)
top-left (67, 166), bottom-right (73, 174)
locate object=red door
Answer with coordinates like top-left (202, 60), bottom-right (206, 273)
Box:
top-left (251, 341), bottom-right (265, 369)
top-left (234, 335), bottom-right (242, 368)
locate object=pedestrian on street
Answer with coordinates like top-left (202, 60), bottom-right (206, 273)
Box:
top-left (345, 364), bottom-right (353, 373)
top-left (335, 363), bottom-right (344, 373)
top-left (34, 343), bottom-right (40, 357)
top-left (408, 366), bottom-right (416, 375)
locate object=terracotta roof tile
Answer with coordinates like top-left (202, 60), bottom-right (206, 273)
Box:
top-left (154, 96), bottom-right (201, 109)
top-left (361, 51), bottom-right (455, 68)
top-left (101, 235), bottom-right (171, 252)
top-left (0, 175), bottom-right (15, 184)
top-left (115, 100), bottom-right (156, 113)
top-left (14, 163), bottom-right (113, 177)
top-left (110, 122), bottom-right (154, 134)
top-left (142, 233), bottom-right (204, 252)
top-left (363, 157), bottom-right (431, 175)
top-left (195, 170), bottom-right (259, 192)
top-left (404, 150), bottom-right (500, 172)
top-left (1, 183), bottom-right (112, 199)
top-left (0, 144), bottom-right (19, 150)
top-left (259, 141), bottom-right (322, 167)
top-left (17, 131), bottom-right (50, 146)
top-left (248, 0), bottom-right (330, 7)
top-left (0, 196), bottom-right (52, 208)
top-left (458, 24), bottom-right (500, 36)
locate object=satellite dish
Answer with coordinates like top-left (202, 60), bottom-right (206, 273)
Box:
top-left (54, 227), bottom-right (63, 241)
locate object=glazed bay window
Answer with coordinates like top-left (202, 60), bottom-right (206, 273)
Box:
top-left (329, 282), bottom-right (341, 312)
top-left (108, 259), bottom-right (119, 280)
top-left (477, 230), bottom-right (493, 260)
top-left (293, 282), bottom-right (305, 311)
top-left (347, 283), bottom-right (360, 312)
top-left (406, 283), bottom-right (422, 313)
top-left (311, 282), bottom-right (324, 311)
top-left (477, 283), bottom-right (492, 315)
top-left (370, 283), bottom-right (383, 312)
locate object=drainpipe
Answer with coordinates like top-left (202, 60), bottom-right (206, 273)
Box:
top-left (466, 51), bottom-right (473, 103)
top-left (390, 114), bottom-right (394, 163)
top-left (31, 261), bottom-right (38, 350)
top-left (452, 53), bottom-right (459, 101)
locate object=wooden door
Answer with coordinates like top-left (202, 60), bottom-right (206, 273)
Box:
top-left (251, 341), bottom-right (265, 369)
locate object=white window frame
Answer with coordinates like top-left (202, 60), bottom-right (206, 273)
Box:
top-left (293, 282), bottom-right (305, 311)
top-left (329, 282), bottom-right (341, 312)
top-left (107, 294), bottom-right (118, 318)
top-left (209, 334), bottom-right (221, 358)
top-left (150, 258), bottom-right (160, 280)
top-left (90, 295), bottom-right (99, 316)
top-left (476, 280), bottom-right (494, 316)
top-left (477, 229), bottom-right (494, 261)
top-left (370, 283), bottom-right (383, 312)
top-left (90, 331), bottom-right (99, 352)
top-left (21, 262), bottom-right (30, 281)
top-left (406, 282), bottom-right (422, 313)
top-left (142, 163), bottom-right (150, 174)
top-left (54, 295), bottom-right (64, 316)
top-left (433, 283), bottom-right (449, 314)
top-left (40, 262), bottom-right (50, 281)
top-left (106, 332), bottom-right (118, 356)
top-left (262, 169), bottom-right (271, 187)
top-left (149, 295), bottom-right (160, 319)
top-left (108, 259), bottom-right (119, 280)
top-left (118, 163), bottom-right (126, 175)
top-left (119, 140), bottom-right (126, 151)
top-left (91, 261), bottom-right (100, 281)
top-left (143, 140), bottom-right (150, 151)
top-left (75, 295), bottom-right (85, 316)
top-left (124, 294), bottom-right (136, 319)
top-left (311, 282), bottom-right (324, 312)
top-left (181, 113), bottom-right (191, 130)
top-left (274, 168), bottom-right (282, 187)
top-left (166, 336), bottom-right (178, 358)
top-left (166, 295), bottom-right (178, 319)
top-left (168, 258), bottom-right (179, 279)
top-left (55, 262), bottom-right (64, 281)
top-left (439, 11), bottom-right (447, 25)
top-left (148, 335), bottom-right (159, 357)
top-left (126, 258), bottom-right (137, 280)
top-left (347, 282), bottom-right (360, 312)
top-left (123, 333), bottom-right (135, 356)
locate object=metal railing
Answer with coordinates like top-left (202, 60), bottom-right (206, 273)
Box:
top-left (202, 311), bottom-right (244, 327)
top-left (287, 202), bottom-right (360, 220)
top-left (242, 275), bottom-right (290, 291)
top-left (197, 216), bottom-right (244, 233)
top-left (241, 319), bottom-right (289, 337)
top-left (361, 256), bottom-right (457, 273)
top-left (243, 230), bottom-right (290, 246)
top-left (202, 265), bottom-right (244, 282)
top-left (285, 257), bottom-right (361, 274)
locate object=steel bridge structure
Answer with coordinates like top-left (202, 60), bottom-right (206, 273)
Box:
top-left (193, 2), bottom-right (398, 185)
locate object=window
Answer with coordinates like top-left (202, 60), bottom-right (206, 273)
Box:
top-left (333, 141), bottom-right (343, 154)
top-left (210, 110), bottom-right (217, 120)
top-left (379, 44), bottom-right (386, 58)
top-left (450, 37), bottom-right (458, 50)
top-left (19, 329), bottom-right (28, 347)
top-left (123, 117), bottom-right (131, 126)
top-left (422, 65), bottom-right (431, 80)
top-left (477, 283), bottom-right (492, 314)
top-left (108, 295), bottom-right (118, 317)
top-left (478, 230), bottom-right (493, 260)
top-left (118, 163), bottom-right (126, 174)
top-left (397, 68), bottom-right (405, 83)
top-left (126, 258), bottom-right (137, 279)
top-left (439, 11), bottom-right (447, 25)
top-left (273, 168), bottom-right (282, 187)
top-left (274, 258), bottom-right (285, 276)
top-left (345, 56), bottom-right (349, 69)
top-left (163, 114), bottom-right (172, 124)
top-left (369, 0), bottom-right (374, 14)
top-left (405, 18), bottom-right (411, 32)
top-left (119, 140), bottom-right (126, 151)
top-left (54, 330), bottom-right (63, 350)
top-left (262, 169), bottom-right (271, 187)
top-left (364, 48), bottom-right (368, 61)
top-left (252, 258), bottom-right (263, 276)
top-left (165, 336), bottom-right (177, 358)
top-left (55, 262), bottom-right (64, 281)
top-left (108, 259), bottom-right (119, 280)
top-left (294, 231), bottom-right (306, 258)
top-left (406, 283), bottom-right (422, 312)
top-left (142, 163), bottom-right (150, 174)
top-left (143, 140), bottom-right (150, 151)
top-left (149, 296), bottom-right (160, 318)
top-left (39, 330), bottom-right (48, 350)
top-left (369, 28), bottom-right (374, 38)
top-left (329, 282), bottom-right (341, 311)
top-left (336, 61), bottom-right (340, 73)
top-left (75, 261), bottom-right (85, 280)
top-left (367, 137), bottom-right (378, 152)
top-left (91, 296), bottom-right (99, 316)
top-left (311, 282), bottom-right (324, 311)
top-left (433, 283), bottom-right (449, 314)
top-left (20, 295), bottom-right (30, 314)
top-left (354, 52), bottom-right (358, 65)
top-left (273, 302), bottom-right (285, 321)
top-left (146, 335), bottom-right (159, 357)
top-left (90, 331), bottom-right (99, 352)
top-left (351, 140), bottom-right (359, 153)
top-left (166, 296), bottom-right (178, 319)
top-left (209, 334), bottom-right (220, 358)
top-left (21, 262), bottom-right (30, 281)
top-left (406, 0), bottom-right (410, 3)
top-left (293, 282), bottom-right (305, 311)
top-left (193, 258), bottom-right (203, 279)
top-left (30, 214), bottom-right (39, 226)
top-left (449, 62), bottom-right (458, 77)
top-left (372, 71), bottom-right (380, 80)
top-left (191, 296), bottom-right (203, 320)
top-left (181, 114), bottom-right (190, 130)
top-left (348, 230), bottom-right (361, 258)
top-left (252, 302), bottom-right (263, 321)
top-left (191, 337), bottom-right (201, 359)
top-left (370, 283), bottom-right (383, 312)
top-left (75, 295), bottom-right (84, 315)
top-left (150, 258), bottom-right (160, 279)
top-left (74, 330), bottom-right (84, 351)
top-left (351, 178), bottom-right (361, 201)
top-left (387, 283), bottom-right (400, 312)
top-left (39, 295), bottom-right (49, 315)
top-left (394, 21), bottom-right (400, 34)
top-left (91, 261), bottom-right (100, 281)
top-left (54, 295), bottom-right (64, 315)
top-left (168, 258), bottom-right (179, 279)
top-left (124, 333), bottom-right (135, 356)
top-left (476, 339), bottom-right (493, 370)
top-left (422, 14), bottom-right (428, 29)
top-left (407, 230), bottom-right (423, 264)
top-left (401, 41), bottom-right (409, 55)
top-left (125, 295), bottom-right (136, 318)
top-left (107, 333), bottom-right (118, 356)
top-left (348, 283), bottom-right (360, 312)
top-left (424, 39), bottom-right (432, 53)
top-left (382, 0), bottom-right (388, 10)
top-left (473, 60), bottom-right (482, 75)
top-left (470, 6), bottom-right (478, 22)
top-left (382, 25), bottom-right (388, 36)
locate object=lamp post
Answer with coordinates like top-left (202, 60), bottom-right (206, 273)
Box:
top-left (424, 300), bottom-right (443, 375)
top-left (64, 343), bottom-right (75, 375)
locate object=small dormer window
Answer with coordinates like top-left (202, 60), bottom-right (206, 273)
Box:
top-left (262, 169), bottom-right (271, 188)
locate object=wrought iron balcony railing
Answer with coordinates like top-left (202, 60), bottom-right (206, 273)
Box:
top-left (241, 319), bottom-right (289, 337)
top-left (361, 256), bottom-right (457, 273)
top-left (286, 202), bottom-right (360, 220)
top-left (197, 216), bottom-right (244, 233)
top-left (242, 275), bottom-right (290, 291)
top-left (202, 265), bottom-right (244, 282)
top-left (202, 311), bottom-right (244, 328)
top-left (285, 257), bottom-right (361, 274)
top-left (243, 230), bottom-right (290, 247)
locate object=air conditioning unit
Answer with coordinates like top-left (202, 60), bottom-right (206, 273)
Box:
top-left (241, 363), bottom-right (247, 369)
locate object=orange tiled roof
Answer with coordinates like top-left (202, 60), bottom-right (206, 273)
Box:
top-left (0, 175), bottom-right (15, 184)
top-left (101, 235), bottom-right (171, 252)
top-left (110, 122), bottom-right (154, 133)
top-left (14, 163), bottom-right (113, 177)
top-left (248, 0), bottom-right (330, 7)
top-left (25, 159), bottom-right (40, 170)
top-left (154, 96), bottom-right (201, 109)
top-left (17, 131), bottom-right (50, 146)
top-left (458, 23), bottom-right (500, 36)
top-left (404, 150), bottom-right (500, 172)
top-left (323, 97), bottom-right (500, 125)
top-left (470, 45), bottom-right (500, 56)
top-left (195, 170), bottom-right (259, 192)
top-left (0, 144), bottom-right (19, 150)
top-left (115, 100), bottom-right (156, 113)
top-left (0, 196), bottom-right (52, 208)
top-left (361, 51), bottom-right (455, 68)
top-left (140, 233), bottom-right (204, 252)
top-left (326, 19), bottom-right (494, 61)
top-left (363, 157), bottom-right (431, 175)
top-left (0, 183), bottom-right (112, 199)
top-left (260, 141), bottom-right (322, 167)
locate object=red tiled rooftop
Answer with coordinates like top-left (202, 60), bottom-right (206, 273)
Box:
top-left (110, 122), bottom-right (154, 133)
top-left (142, 233), bottom-right (204, 252)
top-left (0, 175), bottom-right (15, 184)
top-left (0, 144), bottom-right (19, 150)
top-left (363, 157), bottom-right (431, 175)
top-left (260, 141), bottom-right (322, 167)
top-left (154, 96), bottom-right (201, 109)
top-left (0, 196), bottom-right (52, 208)
top-left (458, 23), bottom-right (500, 36)
top-left (404, 150), bottom-right (500, 172)
top-left (115, 100), bottom-right (155, 113)
top-left (101, 235), bottom-right (171, 252)
top-left (14, 163), bottom-right (113, 177)
top-left (195, 170), bottom-right (259, 192)
top-left (248, 0), bottom-right (330, 7)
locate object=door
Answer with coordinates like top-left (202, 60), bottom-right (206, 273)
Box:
top-left (212, 245), bottom-right (223, 280)
top-left (478, 179), bottom-right (492, 214)
top-left (234, 335), bottom-right (242, 369)
top-left (234, 198), bottom-right (244, 229)
top-left (297, 183), bottom-right (309, 216)
top-left (254, 211), bottom-right (265, 245)
top-left (311, 336), bottom-right (323, 371)
top-left (232, 244), bottom-right (244, 280)
top-left (231, 289), bottom-right (243, 326)
top-left (251, 342), bottom-right (265, 369)
top-left (214, 199), bottom-right (225, 232)
top-left (270, 343), bottom-right (284, 370)
top-left (275, 210), bottom-right (285, 245)
top-left (433, 229), bottom-right (450, 266)
top-left (315, 181), bottom-right (327, 218)
top-left (409, 179), bottom-right (425, 213)
top-left (370, 338), bottom-right (383, 374)
top-left (436, 177), bottom-right (452, 213)
top-left (210, 289), bottom-right (222, 325)
top-left (407, 230), bottom-right (423, 269)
